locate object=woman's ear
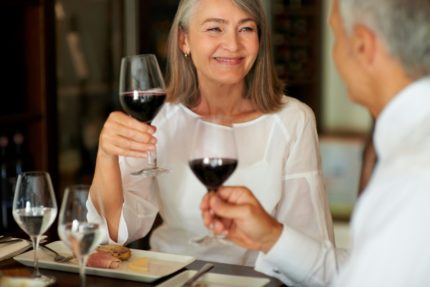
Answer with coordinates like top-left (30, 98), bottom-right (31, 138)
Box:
top-left (179, 28), bottom-right (190, 55)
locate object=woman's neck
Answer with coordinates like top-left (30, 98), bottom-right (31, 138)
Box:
top-left (192, 81), bottom-right (258, 119)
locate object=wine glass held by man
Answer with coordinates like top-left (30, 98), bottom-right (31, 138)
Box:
top-left (202, 0), bottom-right (430, 286)
top-left (12, 171), bottom-right (57, 284)
top-left (188, 117), bottom-right (238, 244)
top-left (89, 0), bottom-right (333, 266)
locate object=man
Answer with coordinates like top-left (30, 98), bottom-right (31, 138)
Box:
top-left (201, 0), bottom-right (430, 286)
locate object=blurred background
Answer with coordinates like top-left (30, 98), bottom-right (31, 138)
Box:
top-left (0, 0), bottom-right (372, 247)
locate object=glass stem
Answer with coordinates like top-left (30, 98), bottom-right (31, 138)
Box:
top-left (207, 188), bottom-right (218, 237)
top-left (31, 235), bottom-right (41, 278)
top-left (147, 150), bottom-right (157, 168)
top-left (79, 255), bottom-right (89, 287)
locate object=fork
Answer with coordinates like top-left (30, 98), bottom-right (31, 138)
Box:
top-left (40, 244), bottom-right (75, 263)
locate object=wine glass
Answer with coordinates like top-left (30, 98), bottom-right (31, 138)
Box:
top-left (58, 185), bottom-right (106, 287)
top-left (119, 54), bottom-right (167, 177)
top-left (12, 171), bottom-right (58, 284)
top-left (189, 117), bottom-right (238, 245)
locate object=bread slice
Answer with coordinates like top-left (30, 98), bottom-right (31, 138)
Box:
top-left (96, 244), bottom-right (132, 261)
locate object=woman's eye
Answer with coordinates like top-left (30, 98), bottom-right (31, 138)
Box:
top-left (239, 26), bottom-right (255, 32)
top-left (207, 27), bottom-right (222, 32)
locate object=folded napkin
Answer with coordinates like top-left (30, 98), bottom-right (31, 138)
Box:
top-left (0, 238), bottom-right (31, 262)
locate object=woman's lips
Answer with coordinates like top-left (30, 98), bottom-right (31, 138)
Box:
top-left (214, 57), bottom-right (243, 65)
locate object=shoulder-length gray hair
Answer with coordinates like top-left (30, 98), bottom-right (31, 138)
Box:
top-left (165, 0), bottom-right (284, 113)
top-left (339, 0), bottom-right (430, 79)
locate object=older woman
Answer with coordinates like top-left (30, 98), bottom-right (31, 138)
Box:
top-left (89, 0), bottom-right (334, 266)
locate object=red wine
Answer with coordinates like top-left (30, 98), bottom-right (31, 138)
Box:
top-left (120, 91), bottom-right (166, 123)
top-left (189, 157), bottom-right (238, 191)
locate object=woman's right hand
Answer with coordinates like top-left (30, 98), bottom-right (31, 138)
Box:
top-left (98, 111), bottom-right (157, 159)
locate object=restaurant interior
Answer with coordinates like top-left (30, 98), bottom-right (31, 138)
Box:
top-left (0, 0), bottom-right (374, 285)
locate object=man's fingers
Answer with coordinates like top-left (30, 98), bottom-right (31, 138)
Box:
top-left (217, 186), bottom-right (258, 205)
top-left (210, 195), bottom-right (252, 220)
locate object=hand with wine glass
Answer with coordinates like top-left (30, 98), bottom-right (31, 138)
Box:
top-left (58, 185), bottom-right (106, 287)
top-left (119, 54), bottom-right (167, 177)
top-left (12, 171), bottom-right (57, 284)
top-left (189, 117), bottom-right (238, 245)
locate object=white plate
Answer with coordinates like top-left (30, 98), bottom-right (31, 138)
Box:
top-left (156, 270), bottom-right (270, 287)
top-left (0, 239), bottom-right (31, 262)
top-left (14, 241), bottom-right (195, 283)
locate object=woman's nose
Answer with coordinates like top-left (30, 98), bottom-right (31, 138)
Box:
top-left (222, 30), bottom-right (241, 52)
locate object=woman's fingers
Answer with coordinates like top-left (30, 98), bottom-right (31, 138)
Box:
top-left (99, 112), bottom-right (157, 157)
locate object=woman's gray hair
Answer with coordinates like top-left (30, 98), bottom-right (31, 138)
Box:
top-left (166, 0), bottom-right (284, 113)
top-left (339, 0), bottom-right (430, 79)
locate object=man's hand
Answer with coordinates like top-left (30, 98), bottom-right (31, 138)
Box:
top-left (200, 186), bottom-right (282, 253)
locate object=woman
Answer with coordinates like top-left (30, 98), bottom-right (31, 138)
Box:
top-left (89, 0), bottom-right (334, 266)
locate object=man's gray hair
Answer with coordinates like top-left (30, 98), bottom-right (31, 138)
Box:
top-left (339, 0), bottom-right (430, 78)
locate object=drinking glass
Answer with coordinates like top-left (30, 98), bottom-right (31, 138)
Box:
top-left (58, 185), bottom-right (106, 287)
top-left (189, 117), bottom-right (238, 245)
top-left (119, 54), bottom-right (167, 177)
top-left (12, 171), bottom-right (58, 284)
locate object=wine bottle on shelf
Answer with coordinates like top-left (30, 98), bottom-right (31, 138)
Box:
top-left (0, 131), bottom-right (28, 233)
top-left (0, 134), bottom-right (12, 233)
top-left (12, 132), bottom-right (26, 175)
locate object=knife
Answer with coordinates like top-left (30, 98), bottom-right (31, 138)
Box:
top-left (181, 263), bottom-right (214, 287)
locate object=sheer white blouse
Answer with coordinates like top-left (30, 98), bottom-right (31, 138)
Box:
top-left (88, 96), bottom-right (334, 266)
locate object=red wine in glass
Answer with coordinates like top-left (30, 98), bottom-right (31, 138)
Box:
top-left (119, 91), bottom-right (166, 123)
top-left (189, 157), bottom-right (238, 192)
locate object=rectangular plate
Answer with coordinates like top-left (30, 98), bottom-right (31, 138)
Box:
top-left (156, 270), bottom-right (270, 287)
top-left (0, 238), bottom-right (31, 262)
top-left (14, 241), bottom-right (195, 283)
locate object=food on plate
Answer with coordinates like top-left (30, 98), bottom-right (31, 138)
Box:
top-left (127, 257), bottom-right (149, 273)
top-left (87, 251), bottom-right (121, 269)
top-left (86, 244), bottom-right (131, 269)
top-left (96, 244), bottom-right (131, 261)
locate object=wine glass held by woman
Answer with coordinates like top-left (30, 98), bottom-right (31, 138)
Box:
top-left (89, 0), bottom-right (334, 267)
top-left (58, 185), bottom-right (106, 287)
top-left (12, 171), bottom-right (57, 284)
top-left (119, 54), bottom-right (167, 176)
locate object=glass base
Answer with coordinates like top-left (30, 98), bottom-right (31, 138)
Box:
top-left (33, 274), bottom-right (56, 286)
top-left (130, 167), bottom-right (169, 177)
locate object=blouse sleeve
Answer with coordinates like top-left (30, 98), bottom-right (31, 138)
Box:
top-left (87, 156), bottom-right (160, 245)
top-left (255, 104), bottom-right (341, 286)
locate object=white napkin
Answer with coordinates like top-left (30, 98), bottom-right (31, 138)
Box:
top-left (0, 239), bottom-right (31, 261)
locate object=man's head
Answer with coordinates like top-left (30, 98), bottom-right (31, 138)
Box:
top-left (330, 0), bottom-right (430, 116)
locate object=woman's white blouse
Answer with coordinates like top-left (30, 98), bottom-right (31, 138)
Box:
top-left (88, 96), bottom-right (334, 266)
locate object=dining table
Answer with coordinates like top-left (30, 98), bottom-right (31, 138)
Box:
top-left (0, 254), bottom-right (286, 287)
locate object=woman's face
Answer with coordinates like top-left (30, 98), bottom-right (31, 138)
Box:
top-left (181, 0), bottom-right (259, 86)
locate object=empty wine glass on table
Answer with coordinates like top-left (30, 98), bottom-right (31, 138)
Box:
top-left (12, 171), bottom-right (58, 285)
top-left (119, 54), bottom-right (167, 177)
top-left (189, 117), bottom-right (238, 245)
top-left (58, 185), bottom-right (106, 287)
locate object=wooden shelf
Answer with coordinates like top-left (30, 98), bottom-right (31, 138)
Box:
top-left (271, 0), bottom-right (323, 130)
top-left (0, 0), bottom-right (58, 181)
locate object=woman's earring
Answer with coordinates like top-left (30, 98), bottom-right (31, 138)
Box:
top-left (184, 52), bottom-right (189, 58)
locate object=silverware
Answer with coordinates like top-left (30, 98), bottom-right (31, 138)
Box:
top-left (0, 239), bottom-right (22, 245)
top-left (39, 244), bottom-right (75, 263)
top-left (181, 263), bottom-right (214, 287)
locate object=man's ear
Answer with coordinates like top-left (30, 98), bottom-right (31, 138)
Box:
top-left (179, 28), bottom-right (190, 54)
top-left (352, 24), bottom-right (377, 66)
